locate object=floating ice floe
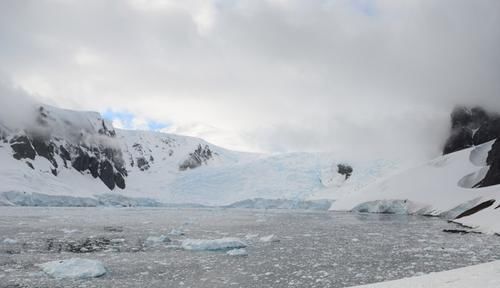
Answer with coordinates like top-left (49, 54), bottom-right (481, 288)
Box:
top-left (169, 228), bottom-right (185, 236)
top-left (2, 238), bottom-right (18, 244)
top-left (181, 237), bottom-right (246, 251)
top-left (245, 233), bottom-right (259, 240)
top-left (226, 248), bottom-right (248, 256)
top-left (259, 234), bottom-right (280, 243)
top-left (110, 238), bottom-right (125, 244)
top-left (61, 229), bottom-right (79, 234)
top-left (39, 258), bottom-right (106, 279)
top-left (144, 235), bottom-right (171, 246)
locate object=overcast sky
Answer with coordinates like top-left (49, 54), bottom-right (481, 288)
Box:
top-left (1, 0), bottom-right (499, 163)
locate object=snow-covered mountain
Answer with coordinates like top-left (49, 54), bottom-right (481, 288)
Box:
top-left (0, 102), bottom-right (396, 206)
top-left (3, 101), bottom-right (498, 234)
top-left (331, 106), bottom-right (500, 234)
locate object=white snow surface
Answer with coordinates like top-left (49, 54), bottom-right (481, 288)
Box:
top-left (181, 238), bottom-right (247, 251)
top-left (226, 248), bottom-right (248, 256)
top-left (331, 141), bottom-right (500, 234)
top-left (259, 234), bottom-right (280, 243)
top-left (349, 260), bottom-right (500, 288)
top-left (453, 205), bottom-right (500, 235)
top-left (0, 103), bottom-right (398, 207)
top-left (39, 258), bottom-right (106, 279)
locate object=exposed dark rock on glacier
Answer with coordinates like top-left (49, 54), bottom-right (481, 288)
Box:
top-left (337, 164), bottom-right (353, 180)
top-left (442, 229), bottom-right (480, 234)
top-left (98, 119), bottom-right (116, 137)
top-left (31, 137), bottom-right (58, 168)
top-left (26, 161), bottom-right (34, 169)
top-left (454, 199), bottom-right (495, 219)
top-left (115, 173), bottom-right (126, 189)
top-left (443, 106), bottom-right (500, 154)
top-left (476, 139), bottom-right (500, 188)
top-left (8, 131), bottom-right (127, 190)
top-left (10, 135), bottom-right (36, 160)
top-left (136, 157), bottom-right (150, 171)
top-left (443, 127), bottom-right (474, 155)
top-left (99, 160), bottom-right (116, 190)
top-left (179, 144), bottom-right (213, 171)
top-left (473, 118), bottom-right (500, 145)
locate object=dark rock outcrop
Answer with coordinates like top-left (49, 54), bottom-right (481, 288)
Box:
top-left (136, 157), bottom-right (150, 171)
top-left (476, 139), bottom-right (500, 188)
top-left (337, 164), bottom-right (353, 180)
top-left (473, 118), bottom-right (500, 145)
top-left (454, 199), bottom-right (496, 219)
top-left (443, 106), bottom-right (500, 154)
top-left (10, 135), bottom-right (36, 160)
top-left (115, 173), bottom-right (126, 189)
top-left (8, 131), bottom-right (127, 191)
top-left (31, 137), bottom-right (58, 168)
top-left (443, 127), bottom-right (474, 155)
top-left (99, 160), bottom-right (116, 190)
top-left (72, 147), bottom-right (126, 190)
top-left (179, 144), bottom-right (213, 171)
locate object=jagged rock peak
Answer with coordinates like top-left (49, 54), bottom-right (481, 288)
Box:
top-left (1, 104), bottom-right (127, 191)
top-left (179, 144), bottom-right (214, 171)
top-left (443, 106), bottom-right (500, 154)
top-left (337, 164), bottom-right (353, 180)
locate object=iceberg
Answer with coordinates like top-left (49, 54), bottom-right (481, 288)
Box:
top-left (39, 258), bottom-right (106, 279)
top-left (181, 238), bottom-right (246, 251)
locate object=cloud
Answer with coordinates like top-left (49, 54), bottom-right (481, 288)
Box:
top-left (102, 109), bottom-right (168, 131)
top-left (0, 0), bottom-right (499, 163)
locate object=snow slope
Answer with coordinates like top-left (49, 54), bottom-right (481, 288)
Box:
top-left (349, 260), bottom-right (500, 288)
top-left (331, 140), bottom-right (500, 233)
top-left (0, 103), bottom-right (397, 206)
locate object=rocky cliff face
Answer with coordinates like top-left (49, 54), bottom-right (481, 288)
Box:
top-left (0, 103), bottom-right (224, 194)
top-left (4, 106), bottom-right (127, 190)
top-left (179, 144), bottom-right (214, 171)
top-left (476, 139), bottom-right (500, 188)
top-left (443, 106), bottom-right (500, 155)
top-left (442, 106), bottom-right (500, 188)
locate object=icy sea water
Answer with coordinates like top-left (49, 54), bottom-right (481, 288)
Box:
top-left (0, 207), bottom-right (499, 288)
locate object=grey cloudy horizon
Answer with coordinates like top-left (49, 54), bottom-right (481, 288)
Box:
top-left (1, 0), bottom-right (499, 164)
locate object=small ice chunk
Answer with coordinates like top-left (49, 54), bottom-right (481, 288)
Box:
top-left (259, 234), bottom-right (280, 243)
top-left (144, 235), bottom-right (171, 246)
top-left (2, 238), bottom-right (18, 244)
top-left (169, 228), bottom-right (185, 236)
top-left (61, 229), bottom-right (79, 234)
top-left (245, 233), bottom-right (259, 240)
top-left (227, 248), bottom-right (248, 256)
top-left (110, 238), bottom-right (125, 244)
top-left (181, 238), bottom-right (246, 251)
top-left (39, 258), bottom-right (106, 279)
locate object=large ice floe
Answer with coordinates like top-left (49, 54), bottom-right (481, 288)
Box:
top-left (39, 258), bottom-right (107, 279)
top-left (181, 238), bottom-right (247, 251)
top-left (144, 235), bottom-right (171, 247)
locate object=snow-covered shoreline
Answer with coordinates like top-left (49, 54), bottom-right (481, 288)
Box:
top-left (330, 141), bottom-right (500, 235)
top-left (349, 260), bottom-right (500, 288)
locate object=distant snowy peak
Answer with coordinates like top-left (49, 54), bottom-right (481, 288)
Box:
top-left (0, 103), bottom-right (229, 192)
top-left (0, 101), bottom-right (398, 206)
